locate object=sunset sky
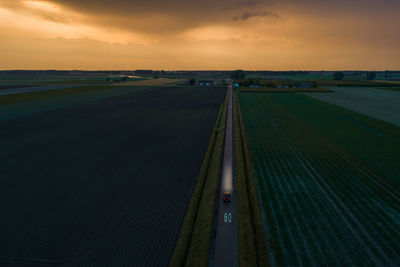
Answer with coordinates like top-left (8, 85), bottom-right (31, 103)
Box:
top-left (0, 0), bottom-right (399, 70)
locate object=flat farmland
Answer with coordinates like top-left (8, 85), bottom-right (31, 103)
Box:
top-left (0, 86), bottom-right (156, 122)
top-left (238, 92), bottom-right (400, 266)
top-left (304, 86), bottom-right (400, 126)
top-left (112, 78), bottom-right (182, 86)
top-left (0, 86), bottom-right (226, 266)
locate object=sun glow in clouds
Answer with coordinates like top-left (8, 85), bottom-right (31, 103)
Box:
top-left (22, 0), bottom-right (61, 12)
top-left (0, 1), bottom-right (152, 45)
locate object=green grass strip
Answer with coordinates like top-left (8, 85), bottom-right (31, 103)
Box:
top-left (170, 89), bottom-right (229, 267)
top-left (234, 92), bottom-right (270, 266)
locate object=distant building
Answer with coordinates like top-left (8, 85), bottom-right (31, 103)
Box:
top-left (199, 80), bottom-right (215, 86)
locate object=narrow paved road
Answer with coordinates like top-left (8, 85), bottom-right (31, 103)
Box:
top-left (213, 85), bottom-right (236, 267)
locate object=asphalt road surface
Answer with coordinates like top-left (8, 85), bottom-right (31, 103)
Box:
top-left (213, 85), bottom-right (236, 267)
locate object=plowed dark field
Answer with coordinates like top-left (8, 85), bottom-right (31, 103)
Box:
top-left (0, 86), bottom-right (226, 266)
top-left (239, 92), bottom-right (400, 266)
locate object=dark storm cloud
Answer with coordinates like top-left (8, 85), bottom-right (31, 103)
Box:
top-left (47, 0), bottom-right (246, 34)
top-left (233, 10), bottom-right (280, 21)
top-left (4, 0), bottom-right (400, 36)
top-left (49, 0), bottom-right (400, 13)
top-left (51, 0), bottom-right (400, 25)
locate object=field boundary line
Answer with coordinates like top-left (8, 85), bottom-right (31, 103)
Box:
top-left (234, 92), bottom-right (270, 266)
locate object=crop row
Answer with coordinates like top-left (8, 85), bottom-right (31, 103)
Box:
top-left (238, 92), bottom-right (400, 266)
top-left (0, 86), bottom-right (227, 266)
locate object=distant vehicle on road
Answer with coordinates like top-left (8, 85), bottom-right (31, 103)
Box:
top-left (223, 192), bottom-right (231, 202)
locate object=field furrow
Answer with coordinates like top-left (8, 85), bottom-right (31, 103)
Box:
top-left (0, 86), bottom-right (227, 266)
top-left (238, 92), bottom-right (400, 266)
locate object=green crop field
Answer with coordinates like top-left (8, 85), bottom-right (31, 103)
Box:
top-left (239, 87), bottom-right (332, 93)
top-left (304, 86), bottom-right (400, 127)
top-left (377, 87), bottom-right (400, 91)
top-left (238, 92), bottom-right (400, 266)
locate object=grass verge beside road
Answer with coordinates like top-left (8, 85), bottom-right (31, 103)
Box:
top-left (170, 89), bottom-right (228, 267)
top-left (234, 92), bottom-right (270, 266)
